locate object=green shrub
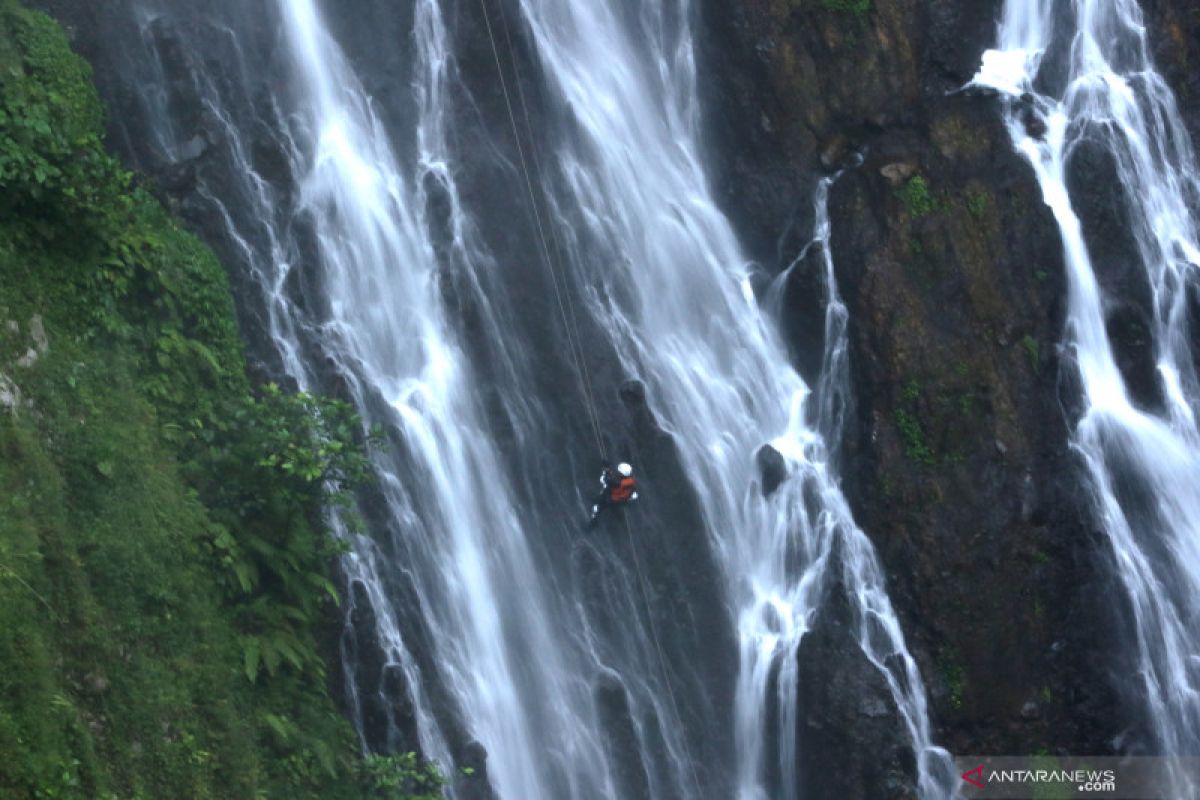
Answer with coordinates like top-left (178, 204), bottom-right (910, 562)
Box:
top-left (360, 753), bottom-right (446, 800)
top-left (0, 5), bottom-right (126, 238)
top-left (193, 385), bottom-right (378, 683)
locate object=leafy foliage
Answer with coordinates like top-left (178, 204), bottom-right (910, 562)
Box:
top-left (895, 408), bottom-right (935, 465)
top-left (359, 753), bottom-right (446, 800)
top-left (0, 4), bottom-right (415, 799)
top-left (0, 6), bottom-right (124, 236)
top-left (191, 385), bottom-right (378, 683)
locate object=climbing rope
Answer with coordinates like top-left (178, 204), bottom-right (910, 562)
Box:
top-left (477, 0), bottom-right (704, 794)
top-left (622, 510), bottom-right (704, 792)
top-left (494, 7), bottom-right (610, 463)
top-left (478, 0), bottom-right (606, 459)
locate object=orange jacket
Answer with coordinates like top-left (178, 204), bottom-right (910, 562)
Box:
top-left (610, 476), bottom-right (638, 503)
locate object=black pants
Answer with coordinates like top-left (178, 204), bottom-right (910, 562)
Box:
top-left (588, 493), bottom-right (615, 529)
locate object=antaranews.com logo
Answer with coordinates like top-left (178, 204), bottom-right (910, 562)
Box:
top-left (953, 756), bottom-right (1200, 799)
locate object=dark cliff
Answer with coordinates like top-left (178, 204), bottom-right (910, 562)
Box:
top-left (698, 0), bottom-right (1200, 795)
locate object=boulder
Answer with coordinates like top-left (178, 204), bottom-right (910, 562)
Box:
top-left (756, 444), bottom-right (788, 497)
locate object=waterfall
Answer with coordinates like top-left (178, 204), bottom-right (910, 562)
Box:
top-left (512, 2), bottom-right (955, 794)
top-left (91, 0), bottom-right (956, 796)
top-left (278, 3), bottom-right (627, 797)
top-left (977, 0), bottom-right (1200, 791)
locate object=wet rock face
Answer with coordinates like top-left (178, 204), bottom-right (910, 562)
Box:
top-left (795, 624), bottom-right (917, 800)
top-left (697, 0), bottom-right (1001, 272)
top-left (789, 576), bottom-right (918, 800)
top-left (698, 0), bottom-right (1134, 780)
top-left (1141, 1), bottom-right (1200, 141)
top-left (1065, 137), bottom-right (1164, 412)
top-left (454, 740), bottom-right (497, 800)
top-left (594, 674), bottom-right (653, 800)
top-left (340, 581), bottom-right (420, 753)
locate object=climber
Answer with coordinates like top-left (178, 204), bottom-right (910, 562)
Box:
top-left (587, 461), bottom-right (639, 530)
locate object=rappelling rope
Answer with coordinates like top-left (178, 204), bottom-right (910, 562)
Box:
top-left (478, 1), bottom-right (704, 794)
top-left (478, 0), bottom-right (605, 458)
top-left (494, 7), bottom-right (610, 464)
top-left (621, 511), bottom-right (705, 793)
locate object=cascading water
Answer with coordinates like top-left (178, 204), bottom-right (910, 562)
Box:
top-left (82, 0), bottom-right (958, 797)
top-left (512, 3), bottom-right (955, 795)
top-left (270, 3), bottom-right (629, 797)
top-left (977, 0), bottom-right (1200, 791)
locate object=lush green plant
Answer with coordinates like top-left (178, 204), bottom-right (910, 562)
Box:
top-left (193, 385), bottom-right (378, 683)
top-left (0, 7), bottom-right (126, 237)
top-left (0, 3), bottom-right (392, 797)
top-left (359, 753), bottom-right (446, 800)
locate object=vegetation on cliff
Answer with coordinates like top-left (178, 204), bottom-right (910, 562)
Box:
top-left (0, 3), bottom-right (438, 798)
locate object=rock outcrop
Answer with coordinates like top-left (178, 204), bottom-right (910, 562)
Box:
top-left (794, 581), bottom-right (918, 800)
top-left (695, 0), bottom-right (1178, 787)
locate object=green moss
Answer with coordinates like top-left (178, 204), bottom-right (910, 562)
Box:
top-left (901, 175), bottom-right (936, 218)
top-left (819, 0), bottom-right (871, 15)
top-left (956, 391), bottom-right (976, 416)
top-left (1022, 334), bottom-right (1040, 372)
top-left (939, 648), bottom-right (966, 711)
top-left (895, 409), bottom-right (935, 465)
top-left (894, 380), bottom-right (935, 465)
top-left (0, 4), bottom-right (412, 799)
top-left (966, 190), bottom-right (990, 222)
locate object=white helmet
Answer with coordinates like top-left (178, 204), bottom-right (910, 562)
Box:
top-left (617, 462), bottom-right (633, 477)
